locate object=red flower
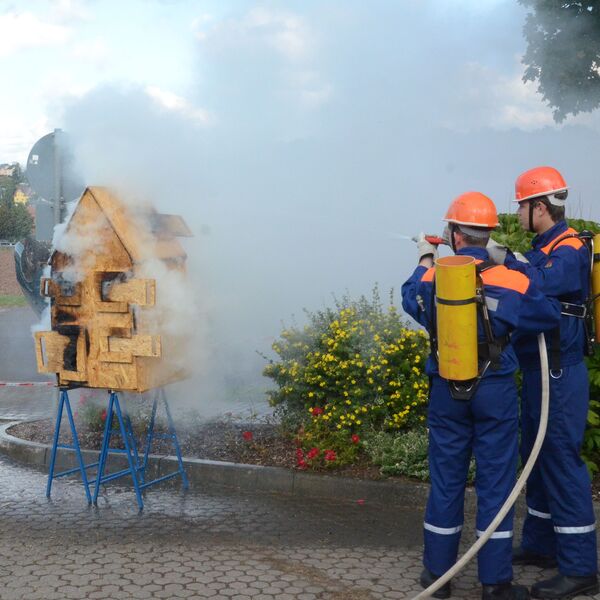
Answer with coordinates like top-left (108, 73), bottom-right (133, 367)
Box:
top-left (356, 499), bottom-right (365, 505)
top-left (324, 450), bottom-right (337, 461)
top-left (296, 448), bottom-right (304, 460)
top-left (297, 459), bottom-right (308, 470)
top-left (311, 407), bottom-right (324, 416)
top-left (351, 434), bottom-right (360, 444)
top-left (306, 447), bottom-right (320, 460)
top-left (242, 431), bottom-right (253, 441)
top-left (100, 409), bottom-right (107, 421)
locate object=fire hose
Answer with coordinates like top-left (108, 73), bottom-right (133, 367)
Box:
top-left (412, 333), bottom-right (550, 599)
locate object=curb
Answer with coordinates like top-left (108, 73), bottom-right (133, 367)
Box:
top-left (0, 420), bottom-right (444, 508)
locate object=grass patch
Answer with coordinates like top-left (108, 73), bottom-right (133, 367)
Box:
top-left (0, 295), bottom-right (27, 307)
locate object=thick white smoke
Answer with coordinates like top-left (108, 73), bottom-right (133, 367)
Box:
top-left (42, 1), bottom-right (600, 417)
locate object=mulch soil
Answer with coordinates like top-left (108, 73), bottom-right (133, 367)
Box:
top-left (8, 419), bottom-right (600, 496)
top-left (7, 419), bottom-right (383, 480)
top-left (0, 248), bottom-right (22, 295)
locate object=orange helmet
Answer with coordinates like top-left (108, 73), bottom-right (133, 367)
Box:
top-left (514, 166), bottom-right (568, 204)
top-left (443, 191), bottom-right (498, 229)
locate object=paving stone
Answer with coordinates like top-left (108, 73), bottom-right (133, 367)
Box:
top-left (0, 455), bottom-right (598, 600)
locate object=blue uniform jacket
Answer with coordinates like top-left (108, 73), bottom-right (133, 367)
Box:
top-left (402, 247), bottom-right (561, 378)
top-left (504, 220), bottom-right (590, 369)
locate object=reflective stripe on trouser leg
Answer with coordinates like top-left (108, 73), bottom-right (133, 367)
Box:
top-left (472, 377), bottom-right (519, 584)
top-left (521, 373), bottom-right (557, 557)
top-left (522, 364), bottom-right (597, 576)
top-left (424, 525), bottom-right (463, 577)
top-left (423, 378), bottom-right (472, 576)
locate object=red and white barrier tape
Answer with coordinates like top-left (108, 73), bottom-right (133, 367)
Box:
top-left (0, 381), bottom-right (54, 387)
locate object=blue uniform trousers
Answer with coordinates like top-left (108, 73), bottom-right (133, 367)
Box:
top-left (424, 376), bottom-right (518, 584)
top-left (520, 362), bottom-right (597, 576)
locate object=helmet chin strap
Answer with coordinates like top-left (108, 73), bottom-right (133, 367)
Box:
top-left (528, 201), bottom-right (536, 233)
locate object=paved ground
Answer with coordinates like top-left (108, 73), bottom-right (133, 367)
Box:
top-left (0, 453), bottom-right (580, 600)
top-left (0, 306), bottom-right (50, 384)
top-left (0, 309), bottom-right (597, 599)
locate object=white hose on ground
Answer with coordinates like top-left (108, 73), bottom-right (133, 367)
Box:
top-left (412, 334), bottom-right (550, 599)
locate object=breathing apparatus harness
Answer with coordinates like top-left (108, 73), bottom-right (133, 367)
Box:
top-left (425, 258), bottom-right (508, 401)
top-left (540, 229), bottom-right (596, 376)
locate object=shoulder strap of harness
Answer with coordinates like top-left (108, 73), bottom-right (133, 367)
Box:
top-left (474, 261), bottom-right (507, 372)
top-left (544, 230), bottom-right (595, 365)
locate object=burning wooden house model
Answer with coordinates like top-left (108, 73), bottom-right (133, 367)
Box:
top-left (34, 186), bottom-right (192, 392)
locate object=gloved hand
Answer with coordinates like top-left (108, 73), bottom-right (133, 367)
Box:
top-left (416, 232), bottom-right (438, 262)
top-left (486, 238), bottom-right (508, 265)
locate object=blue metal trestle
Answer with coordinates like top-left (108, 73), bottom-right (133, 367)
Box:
top-left (46, 388), bottom-right (97, 503)
top-left (92, 388), bottom-right (189, 510)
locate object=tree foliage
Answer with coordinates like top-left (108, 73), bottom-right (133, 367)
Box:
top-left (521, 1), bottom-right (600, 122)
top-left (0, 163), bottom-right (25, 208)
top-left (0, 203), bottom-right (33, 241)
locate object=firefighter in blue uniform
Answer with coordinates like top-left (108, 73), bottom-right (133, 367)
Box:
top-left (402, 192), bottom-right (561, 600)
top-left (488, 167), bottom-right (598, 600)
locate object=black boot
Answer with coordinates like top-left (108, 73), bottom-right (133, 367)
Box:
top-left (512, 547), bottom-right (558, 569)
top-left (420, 568), bottom-right (451, 599)
top-left (530, 574), bottom-right (599, 599)
top-left (482, 582), bottom-right (530, 600)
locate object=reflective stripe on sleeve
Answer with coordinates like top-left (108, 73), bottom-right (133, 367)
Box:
top-left (424, 522), bottom-right (463, 535)
top-left (554, 523), bottom-right (596, 534)
top-left (528, 507), bottom-right (552, 519)
top-left (485, 297), bottom-right (499, 312)
top-left (476, 529), bottom-right (513, 539)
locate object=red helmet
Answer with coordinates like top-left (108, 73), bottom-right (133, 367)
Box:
top-left (443, 191), bottom-right (498, 229)
top-left (514, 166), bottom-right (568, 204)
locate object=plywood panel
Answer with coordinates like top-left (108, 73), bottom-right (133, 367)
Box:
top-left (34, 331), bottom-right (69, 374)
top-left (105, 279), bottom-right (156, 306)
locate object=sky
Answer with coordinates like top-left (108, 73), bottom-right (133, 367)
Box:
top-left (3, 0), bottom-right (600, 411)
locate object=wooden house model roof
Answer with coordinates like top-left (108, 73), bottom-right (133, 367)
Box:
top-left (52, 186), bottom-right (192, 265)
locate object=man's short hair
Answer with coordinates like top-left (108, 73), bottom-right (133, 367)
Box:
top-left (537, 196), bottom-right (565, 223)
top-left (456, 224), bottom-right (491, 248)
top-left (462, 232), bottom-right (490, 247)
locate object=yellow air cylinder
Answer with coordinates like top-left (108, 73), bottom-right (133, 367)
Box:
top-left (592, 234), bottom-right (600, 342)
top-left (435, 255), bottom-right (478, 381)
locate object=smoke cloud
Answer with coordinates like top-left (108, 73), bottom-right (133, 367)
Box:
top-left (45, 1), bottom-right (600, 416)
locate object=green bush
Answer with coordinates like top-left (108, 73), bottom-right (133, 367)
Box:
top-left (363, 429), bottom-right (430, 479)
top-left (363, 429), bottom-right (476, 481)
top-left (263, 288), bottom-right (430, 466)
